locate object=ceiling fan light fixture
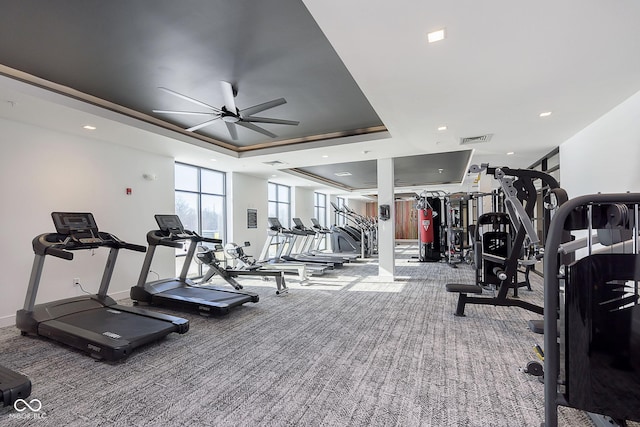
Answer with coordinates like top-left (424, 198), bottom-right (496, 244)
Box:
top-left (154, 83), bottom-right (297, 141)
top-left (222, 114), bottom-right (240, 123)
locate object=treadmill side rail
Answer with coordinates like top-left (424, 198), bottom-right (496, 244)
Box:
top-left (0, 365), bottom-right (32, 407)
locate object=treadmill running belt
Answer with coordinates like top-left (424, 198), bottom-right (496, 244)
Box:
top-left (162, 286), bottom-right (255, 304)
top-left (56, 308), bottom-right (176, 341)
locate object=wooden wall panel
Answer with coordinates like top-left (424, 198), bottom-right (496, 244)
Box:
top-left (366, 201), bottom-right (418, 239)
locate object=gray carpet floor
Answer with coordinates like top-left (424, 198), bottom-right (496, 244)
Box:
top-left (0, 244), bottom-right (633, 426)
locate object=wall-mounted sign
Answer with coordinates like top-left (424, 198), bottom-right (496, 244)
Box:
top-left (247, 209), bottom-right (258, 229)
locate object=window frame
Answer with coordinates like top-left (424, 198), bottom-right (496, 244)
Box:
top-left (174, 162), bottom-right (227, 277)
top-left (268, 182), bottom-right (291, 228)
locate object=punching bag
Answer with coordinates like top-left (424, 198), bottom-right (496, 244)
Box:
top-left (419, 208), bottom-right (434, 261)
top-left (420, 208), bottom-right (434, 244)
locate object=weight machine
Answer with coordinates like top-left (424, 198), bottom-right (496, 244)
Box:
top-left (542, 194), bottom-right (640, 427)
top-left (446, 164), bottom-right (568, 317)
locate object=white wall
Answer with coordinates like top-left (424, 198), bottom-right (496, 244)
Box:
top-left (227, 172), bottom-right (268, 256)
top-left (561, 90), bottom-right (640, 196)
top-left (345, 199), bottom-right (367, 217)
top-left (0, 118), bottom-right (175, 326)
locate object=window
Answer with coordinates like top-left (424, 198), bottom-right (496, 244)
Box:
top-left (314, 192), bottom-right (328, 250)
top-left (175, 163), bottom-right (226, 277)
top-left (268, 182), bottom-right (291, 227)
top-left (527, 147), bottom-right (560, 260)
top-left (314, 193), bottom-right (327, 227)
top-left (335, 197), bottom-right (346, 226)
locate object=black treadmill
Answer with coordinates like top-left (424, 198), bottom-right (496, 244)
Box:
top-left (130, 214), bottom-right (259, 316)
top-left (16, 212), bottom-right (189, 362)
top-left (0, 365), bottom-right (31, 407)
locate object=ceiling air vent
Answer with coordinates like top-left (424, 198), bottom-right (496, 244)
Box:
top-left (460, 134), bottom-right (493, 145)
top-left (263, 160), bottom-right (285, 166)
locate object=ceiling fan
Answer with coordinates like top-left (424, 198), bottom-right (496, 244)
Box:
top-left (152, 81), bottom-right (299, 140)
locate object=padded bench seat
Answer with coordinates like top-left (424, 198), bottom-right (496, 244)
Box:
top-left (445, 283), bottom-right (483, 294)
top-left (446, 283), bottom-right (483, 316)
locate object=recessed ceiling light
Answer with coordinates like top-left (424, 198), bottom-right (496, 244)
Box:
top-left (539, 111), bottom-right (552, 117)
top-left (437, 125), bottom-right (447, 131)
top-left (83, 125), bottom-right (96, 130)
top-left (427, 28), bottom-right (446, 43)
top-left (507, 151), bottom-right (515, 155)
top-left (334, 172), bottom-right (352, 177)
top-left (210, 158), bottom-right (217, 162)
top-left (438, 168), bottom-right (444, 173)
top-left (322, 155), bottom-right (329, 158)
top-left (271, 174), bottom-right (277, 177)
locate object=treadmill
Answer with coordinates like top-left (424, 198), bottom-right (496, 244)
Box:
top-left (16, 212), bottom-right (189, 362)
top-left (267, 217), bottom-right (338, 269)
top-left (294, 218), bottom-right (358, 262)
top-left (0, 365), bottom-right (31, 407)
top-left (130, 214), bottom-right (259, 316)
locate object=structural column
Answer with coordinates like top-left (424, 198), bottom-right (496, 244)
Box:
top-left (377, 158), bottom-right (395, 278)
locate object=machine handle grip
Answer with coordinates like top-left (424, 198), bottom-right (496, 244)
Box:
top-left (123, 243), bottom-right (147, 253)
top-left (201, 237), bottom-right (223, 244)
top-left (47, 247), bottom-right (74, 260)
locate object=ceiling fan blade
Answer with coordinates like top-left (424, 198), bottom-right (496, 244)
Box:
top-left (158, 87), bottom-right (220, 112)
top-left (244, 116), bottom-right (299, 126)
top-left (153, 109), bottom-right (214, 116)
top-left (186, 116), bottom-right (222, 132)
top-left (220, 81), bottom-right (237, 113)
top-left (240, 98), bottom-right (286, 117)
top-left (225, 122), bottom-right (238, 140)
top-left (236, 121), bottom-right (277, 138)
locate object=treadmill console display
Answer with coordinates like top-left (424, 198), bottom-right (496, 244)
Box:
top-left (293, 218), bottom-right (304, 228)
top-left (268, 217), bottom-right (284, 229)
top-left (155, 214), bottom-right (189, 237)
top-left (51, 212), bottom-right (99, 235)
top-left (51, 212), bottom-right (102, 245)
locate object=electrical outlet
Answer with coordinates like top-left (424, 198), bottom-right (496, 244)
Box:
top-left (73, 278), bottom-right (81, 286)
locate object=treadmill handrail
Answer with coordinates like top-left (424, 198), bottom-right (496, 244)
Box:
top-left (200, 235), bottom-right (223, 244)
top-left (46, 245), bottom-right (74, 260)
top-left (33, 232), bottom-right (146, 257)
top-left (146, 229), bottom-right (222, 247)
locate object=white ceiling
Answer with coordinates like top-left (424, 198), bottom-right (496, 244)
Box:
top-left (2, 0), bottom-right (640, 196)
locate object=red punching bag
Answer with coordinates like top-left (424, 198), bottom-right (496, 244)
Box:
top-left (420, 208), bottom-right (434, 244)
